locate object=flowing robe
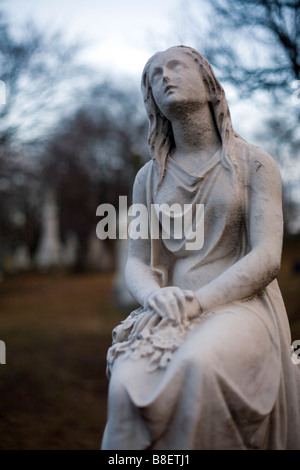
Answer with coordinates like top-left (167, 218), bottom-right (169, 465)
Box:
top-left (102, 140), bottom-right (300, 450)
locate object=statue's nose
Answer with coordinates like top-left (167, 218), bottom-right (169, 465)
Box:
top-left (162, 67), bottom-right (171, 83)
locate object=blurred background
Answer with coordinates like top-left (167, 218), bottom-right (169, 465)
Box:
top-left (0, 0), bottom-right (299, 449)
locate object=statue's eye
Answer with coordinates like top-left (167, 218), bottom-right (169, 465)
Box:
top-left (168, 60), bottom-right (184, 71)
top-left (151, 68), bottom-right (162, 84)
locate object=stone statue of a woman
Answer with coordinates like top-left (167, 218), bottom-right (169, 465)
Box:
top-left (101, 46), bottom-right (300, 450)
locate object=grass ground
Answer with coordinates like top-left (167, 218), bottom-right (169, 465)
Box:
top-left (0, 271), bottom-right (123, 450)
top-left (0, 238), bottom-right (300, 449)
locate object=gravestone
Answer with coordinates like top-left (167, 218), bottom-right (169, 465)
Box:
top-left (35, 190), bottom-right (62, 269)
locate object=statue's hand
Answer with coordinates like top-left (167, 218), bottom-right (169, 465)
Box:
top-left (145, 287), bottom-right (202, 325)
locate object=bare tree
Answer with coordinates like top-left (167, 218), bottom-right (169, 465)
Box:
top-left (0, 9), bottom-right (89, 145)
top-left (172, 0), bottom-right (300, 234)
top-left (182, 0), bottom-right (299, 97)
top-left (41, 81), bottom-right (147, 271)
top-left (0, 9), bottom-right (88, 270)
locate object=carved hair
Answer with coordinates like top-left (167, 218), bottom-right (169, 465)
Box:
top-left (141, 45), bottom-right (241, 185)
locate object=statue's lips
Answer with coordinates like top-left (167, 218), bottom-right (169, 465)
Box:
top-left (164, 85), bottom-right (177, 94)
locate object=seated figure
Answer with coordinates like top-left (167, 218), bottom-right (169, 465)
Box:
top-left (101, 45), bottom-right (300, 450)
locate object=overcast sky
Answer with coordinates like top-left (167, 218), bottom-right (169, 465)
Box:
top-left (1, 0), bottom-right (275, 143)
top-left (2, 0), bottom-right (182, 78)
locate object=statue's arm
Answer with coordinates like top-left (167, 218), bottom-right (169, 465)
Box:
top-left (125, 167), bottom-right (162, 307)
top-left (194, 151), bottom-right (283, 313)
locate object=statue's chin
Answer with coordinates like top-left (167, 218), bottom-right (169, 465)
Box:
top-left (159, 98), bottom-right (207, 121)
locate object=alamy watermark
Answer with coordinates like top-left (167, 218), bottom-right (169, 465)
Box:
top-left (0, 340), bottom-right (6, 364)
top-left (291, 340), bottom-right (300, 365)
top-left (292, 80), bottom-right (300, 105)
top-left (0, 80), bottom-right (6, 105)
top-left (96, 196), bottom-right (204, 250)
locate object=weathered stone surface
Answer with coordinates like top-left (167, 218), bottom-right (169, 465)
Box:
top-left (101, 46), bottom-right (300, 450)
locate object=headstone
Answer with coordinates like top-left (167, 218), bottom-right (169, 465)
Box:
top-left (86, 232), bottom-right (113, 271)
top-left (35, 189), bottom-right (62, 268)
top-left (13, 245), bottom-right (31, 271)
top-left (61, 232), bottom-right (79, 268)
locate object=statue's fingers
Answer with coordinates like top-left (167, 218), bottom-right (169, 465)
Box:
top-left (155, 294), bottom-right (173, 321)
top-left (183, 289), bottom-right (195, 300)
top-left (167, 295), bottom-right (181, 324)
top-left (156, 291), bottom-right (177, 323)
top-left (174, 291), bottom-right (187, 323)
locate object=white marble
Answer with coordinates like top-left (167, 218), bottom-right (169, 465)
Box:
top-left (102, 46), bottom-right (300, 450)
top-left (113, 208), bottom-right (139, 311)
top-left (35, 190), bottom-right (62, 268)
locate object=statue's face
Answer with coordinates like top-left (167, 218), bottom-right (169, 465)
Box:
top-left (148, 48), bottom-right (208, 118)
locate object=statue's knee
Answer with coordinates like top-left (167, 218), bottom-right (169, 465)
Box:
top-left (184, 348), bottom-right (217, 384)
top-left (108, 367), bottom-right (130, 403)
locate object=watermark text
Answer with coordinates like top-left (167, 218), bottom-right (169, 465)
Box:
top-left (0, 340), bottom-right (6, 364)
top-left (0, 80), bottom-right (6, 105)
top-left (291, 340), bottom-right (300, 365)
top-left (96, 196), bottom-right (204, 250)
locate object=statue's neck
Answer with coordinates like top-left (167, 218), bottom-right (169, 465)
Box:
top-left (170, 103), bottom-right (221, 171)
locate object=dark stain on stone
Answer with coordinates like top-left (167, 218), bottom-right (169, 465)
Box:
top-left (255, 161), bottom-right (262, 172)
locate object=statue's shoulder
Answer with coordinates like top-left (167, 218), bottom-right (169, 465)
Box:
top-left (236, 139), bottom-right (280, 178)
top-left (134, 160), bottom-right (153, 184)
